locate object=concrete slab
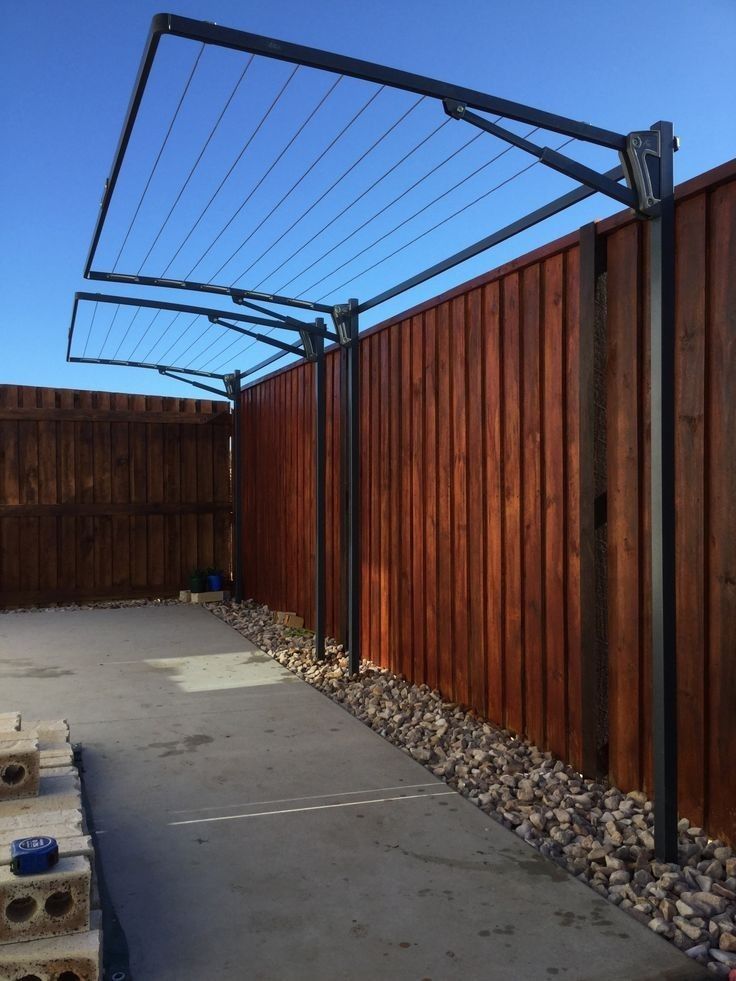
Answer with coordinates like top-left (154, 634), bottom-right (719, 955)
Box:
top-left (0, 605), bottom-right (705, 981)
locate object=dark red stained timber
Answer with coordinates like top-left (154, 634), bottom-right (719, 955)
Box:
top-left (0, 384), bottom-right (231, 608)
top-left (237, 159), bottom-right (736, 845)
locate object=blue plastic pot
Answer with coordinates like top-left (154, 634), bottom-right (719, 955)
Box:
top-left (207, 573), bottom-right (223, 591)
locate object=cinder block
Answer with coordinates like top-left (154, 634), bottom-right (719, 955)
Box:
top-left (0, 835), bottom-right (93, 869)
top-left (29, 772), bottom-right (79, 794)
top-left (36, 766), bottom-right (76, 779)
top-left (282, 613), bottom-right (304, 628)
top-left (0, 922), bottom-right (100, 980)
top-left (0, 823), bottom-right (84, 849)
top-left (0, 854), bottom-right (90, 944)
top-left (22, 719), bottom-right (70, 743)
top-left (0, 811), bottom-right (83, 836)
top-left (0, 715), bottom-right (20, 734)
top-left (0, 775), bottom-right (80, 821)
top-left (274, 611), bottom-right (296, 624)
top-left (40, 746), bottom-right (74, 768)
top-left (179, 589), bottom-right (191, 602)
top-left (0, 741), bottom-right (40, 803)
top-left (0, 733), bottom-right (71, 758)
top-left (190, 589), bottom-right (225, 603)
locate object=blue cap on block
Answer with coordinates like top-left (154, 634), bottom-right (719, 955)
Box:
top-left (9, 836), bottom-right (60, 876)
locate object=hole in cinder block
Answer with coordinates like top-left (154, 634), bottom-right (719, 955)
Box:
top-left (44, 890), bottom-right (73, 918)
top-left (5, 895), bottom-right (37, 922)
top-left (18, 974), bottom-right (43, 981)
top-left (58, 972), bottom-right (81, 981)
top-left (1, 763), bottom-right (26, 786)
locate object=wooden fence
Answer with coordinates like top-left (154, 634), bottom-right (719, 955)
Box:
top-left (602, 162), bottom-right (736, 844)
top-left (0, 385), bottom-right (232, 607)
top-left (238, 158), bottom-right (736, 845)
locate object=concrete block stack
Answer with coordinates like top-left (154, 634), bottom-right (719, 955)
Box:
top-left (0, 712), bottom-right (101, 981)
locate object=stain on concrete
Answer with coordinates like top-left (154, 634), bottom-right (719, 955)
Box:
top-left (400, 847), bottom-right (502, 873)
top-left (0, 659), bottom-right (75, 678)
top-left (147, 734), bottom-right (214, 757)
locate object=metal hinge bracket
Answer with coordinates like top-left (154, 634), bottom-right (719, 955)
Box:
top-left (332, 305), bottom-right (351, 346)
top-left (620, 130), bottom-right (663, 215)
top-left (300, 329), bottom-right (317, 361)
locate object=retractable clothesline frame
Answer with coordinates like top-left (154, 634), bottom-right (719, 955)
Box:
top-left (73, 12), bottom-right (678, 861)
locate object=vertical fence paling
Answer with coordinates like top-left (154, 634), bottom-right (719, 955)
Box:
top-left (237, 158), bottom-right (736, 845)
top-left (0, 385), bottom-right (232, 607)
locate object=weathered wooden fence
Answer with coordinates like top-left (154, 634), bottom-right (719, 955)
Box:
top-left (238, 158), bottom-right (736, 845)
top-left (0, 385), bottom-right (232, 607)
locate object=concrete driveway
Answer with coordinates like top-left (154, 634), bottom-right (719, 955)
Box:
top-left (0, 604), bottom-right (704, 980)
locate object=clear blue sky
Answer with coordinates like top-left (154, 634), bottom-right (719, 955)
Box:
top-left (1, 0), bottom-right (734, 398)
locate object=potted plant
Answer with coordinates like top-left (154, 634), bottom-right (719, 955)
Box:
top-left (206, 567), bottom-right (223, 591)
top-left (190, 568), bottom-right (207, 593)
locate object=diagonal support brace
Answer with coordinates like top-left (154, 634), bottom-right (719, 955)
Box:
top-left (158, 369), bottom-right (229, 399)
top-left (210, 317), bottom-right (304, 357)
top-left (443, 99), bottom-right (640, 211)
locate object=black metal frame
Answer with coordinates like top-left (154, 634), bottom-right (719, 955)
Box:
top-left (75, 13), bottom-right (678, 859)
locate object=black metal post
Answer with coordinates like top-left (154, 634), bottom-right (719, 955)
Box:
top-left (650, 121), bottom-right (677, 862)
top-left (314, 327), bottom-right (326, 661)
top-left (344, 299), bottom-right (361, 675)
top-left (231, 370), bottom-right (244, 604)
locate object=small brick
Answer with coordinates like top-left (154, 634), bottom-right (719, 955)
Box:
top-left (0, 854), bottom-right (90, 943)
top-left (0, 740), bottom-right (40, 803)
top-left (0, 916), bottom-right (100, 978)
top-left (191, 589), bottom-right (225, 603)
top-left (0, 714), bottom-right (21, 733)
top-left (282, 613), bottom-right (304, 628)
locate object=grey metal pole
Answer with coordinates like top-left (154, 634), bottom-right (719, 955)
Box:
top-left (340, 299), bottom-right (361, 676)
top-left (231, 370), bottom-right (244, 604)
top-left (314, 327), bottom-right (326, 661)
top-left (650, 121), bottom-right (677, 862)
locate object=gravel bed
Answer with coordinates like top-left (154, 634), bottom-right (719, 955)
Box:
top-left (209, 598), bottom-right (736, 977)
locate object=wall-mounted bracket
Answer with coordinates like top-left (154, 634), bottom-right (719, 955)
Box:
top-left (619, 129), bottom-right (678, 216)
top-left (223, 373), bottom-right (240, 400)
top-left (332, 305), bottom-right (355, 346)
